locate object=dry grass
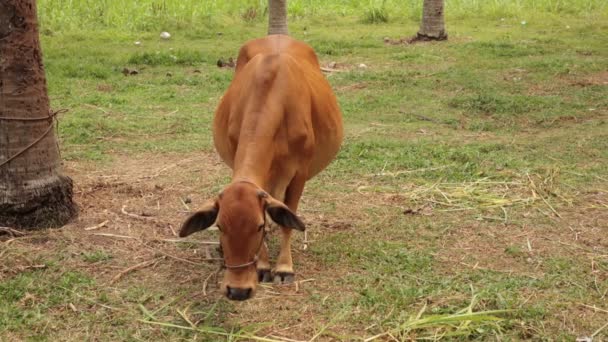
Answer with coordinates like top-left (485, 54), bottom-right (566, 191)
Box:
top-left (360, 167), bottom-right (573, 220)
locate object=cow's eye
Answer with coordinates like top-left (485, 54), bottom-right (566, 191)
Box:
top-left (216, 224), bottom-right (222, 232)
top-left (258, 223), bottom-right (265, 231)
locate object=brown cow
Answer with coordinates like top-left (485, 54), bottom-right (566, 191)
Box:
top-left (179, 35), bottom-right (343, 301)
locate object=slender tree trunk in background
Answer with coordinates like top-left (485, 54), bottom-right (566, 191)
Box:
top-left (0, 0), bottom-right (77, 229)
top-left (268, 0), bottom-right (288, 35)
top-left (415, 0), bottom-right (447, 41)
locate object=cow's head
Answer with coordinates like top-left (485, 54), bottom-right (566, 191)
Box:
top-left (179, 181), bottom-right (304, 300)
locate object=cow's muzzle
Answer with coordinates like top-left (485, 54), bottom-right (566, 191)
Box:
top-left (226, 286), bottom-right (253, 301)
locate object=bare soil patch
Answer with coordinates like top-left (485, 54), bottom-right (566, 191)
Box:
top-left (530, 70), bottom-right (608, 96)
top-left (570, 71), bottom-right (608, 87)
top-left (1, 151), bottom-right (360, 339)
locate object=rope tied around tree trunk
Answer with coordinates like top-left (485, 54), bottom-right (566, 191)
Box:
top-left (0, 108), bottom-right (67, 121)
top-left (0, 108), bottom-right (67, 169)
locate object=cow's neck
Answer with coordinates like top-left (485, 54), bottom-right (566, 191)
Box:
top-left (231, 111), bottom-right (281, 188)
top-left (232, 146), bottom-right (274, 187)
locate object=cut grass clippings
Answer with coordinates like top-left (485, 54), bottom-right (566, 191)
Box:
top-left (140, 301), bottom-right (511, 341)
top-left (363, 170), bottom-right (570, 219)
top-left (367, 295), bottom-right (511, 341)
top-left (139, 320), bottom-right (282, 342)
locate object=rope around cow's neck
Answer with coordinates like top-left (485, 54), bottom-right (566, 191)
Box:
top-left (222, 228), bottom-right (267, 270)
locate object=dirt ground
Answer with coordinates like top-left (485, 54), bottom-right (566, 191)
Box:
top-left (3, 149), bottom-right (607, 340)
top-left (2, 152), bottom-right (366, 339)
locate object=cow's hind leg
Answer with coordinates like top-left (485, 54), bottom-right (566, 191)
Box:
top-left (274, 173), bottom-right (306, 284)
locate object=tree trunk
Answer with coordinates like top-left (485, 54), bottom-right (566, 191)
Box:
top-left (0, 0), bottom-right (77, 229)
top-left (415, 0), bottom-right (447, 41)
top-left (268, 0), bottom-right (288, 35)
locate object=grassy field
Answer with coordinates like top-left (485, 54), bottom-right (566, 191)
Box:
top-left (38, 0), bottom-right (608, 31)
top-left (2, 1), bottom-right (608, 340)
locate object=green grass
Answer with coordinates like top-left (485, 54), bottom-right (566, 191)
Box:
top-left (82, 250), bottom-right (113, 263)
top-left (0, 270), bottom-right (94, 334)
top-left (362, 1), bottom-right (390, 24)
top-left (2, 1), bottom-right (608, 341)
top-left (37, 0), bottom-right (608, 31)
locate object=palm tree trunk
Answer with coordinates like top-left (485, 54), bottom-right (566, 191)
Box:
top-left (416, 0), bottom-right (447, 41)
top-left (0, 0), bottom-right (77, 229)
top-left (268, 0), bottom-right (288, 35)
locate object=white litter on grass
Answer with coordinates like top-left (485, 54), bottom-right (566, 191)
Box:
top-left (358, 63), bottom-right (368, 69)
top-left (134, 41), bottom-right (142, 46)
top-left (160, 31), bottom-right (171, 40)
top-left (521, 20), bottom-right (527, 25)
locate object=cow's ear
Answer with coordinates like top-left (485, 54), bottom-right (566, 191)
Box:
top-left (265, 198), bottom-right (305, 231)
top-left (179, 200), bottom-right (219, 237)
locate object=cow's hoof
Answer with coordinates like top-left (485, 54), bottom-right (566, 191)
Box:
top-left (257, 269), bottom-right (272, 283)
top-left (273, 272), bottom-right (295, 284)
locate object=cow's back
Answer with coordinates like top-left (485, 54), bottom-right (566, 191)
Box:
top-left (213, 35), bottom-right (343, 183)
top-left (234, 35), bottom-right (321, 74)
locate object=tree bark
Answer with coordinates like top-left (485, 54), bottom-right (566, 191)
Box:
top-left (268, 0), bottom-right (288, 35)
top-left (415, 0), bottom-right (447, 41)
top-left (0, 0), bottom-right (77, 229)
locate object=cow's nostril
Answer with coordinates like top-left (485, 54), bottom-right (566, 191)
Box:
top-left (226, 286), bottom-right (253, 301)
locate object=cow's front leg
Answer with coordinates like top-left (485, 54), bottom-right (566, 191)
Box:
top-left (274, 227), bottom-right (295, 283)
top-left (274, 174), bottom-right (306, 284)
top-left (257, 242), bottom-right (272, 282)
